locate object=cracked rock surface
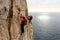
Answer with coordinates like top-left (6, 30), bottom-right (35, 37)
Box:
top-left (0, 0), bottom-right (33, 40)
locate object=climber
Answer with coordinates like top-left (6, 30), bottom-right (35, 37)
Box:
top-left (27, 15), bottom-right (33, 23)
top-left (20, 15), bottom-right (27, 35)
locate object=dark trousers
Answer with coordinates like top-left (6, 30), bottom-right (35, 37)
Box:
top-left (21, 22), bottom-right (25, 35)
top-left (29, 19), bottom-right (32, 23)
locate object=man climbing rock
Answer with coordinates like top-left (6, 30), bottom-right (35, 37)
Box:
top-left (27, 15), bottom-right (33, 23)
top-left (20, 15), bottom-right (27, 35)
top-left (20, 14), bottom-right (33, 35)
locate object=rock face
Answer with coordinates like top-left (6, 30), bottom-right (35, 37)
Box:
top-left (0, 0), bottom-right (33, 40)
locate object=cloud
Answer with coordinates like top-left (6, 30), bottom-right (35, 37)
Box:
top-left (27, 0), bottom-right (60, 6)
top-left (26, 0), bottom-right (60, 12)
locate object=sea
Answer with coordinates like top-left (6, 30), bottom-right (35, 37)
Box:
top-left (29, 12), bottom-right (60, 40)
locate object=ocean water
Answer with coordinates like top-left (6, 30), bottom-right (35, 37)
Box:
top-left (29, 12), bottom-right (60, 40)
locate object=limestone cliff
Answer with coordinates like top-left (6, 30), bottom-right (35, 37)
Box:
top-left (0, 0), bottom-right (33, 40)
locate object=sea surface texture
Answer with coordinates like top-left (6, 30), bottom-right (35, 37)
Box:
top-left (29, 12), bottom-right (60, 40)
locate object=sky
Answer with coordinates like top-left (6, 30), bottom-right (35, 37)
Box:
top-left (26, 0), bottom-right (60, 12)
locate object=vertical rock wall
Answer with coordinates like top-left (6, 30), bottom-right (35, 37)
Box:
top-left (0, 0), bottom-right (11, 40)
top-left (0, 0), bottom-right (33, 40)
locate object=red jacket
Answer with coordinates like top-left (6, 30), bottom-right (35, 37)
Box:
top-left (28, 15), bottom-right (33, 20)
top-left (20, 16), bottom-right (27, 25)
top-left (30, 15), bottom-right (32, 19)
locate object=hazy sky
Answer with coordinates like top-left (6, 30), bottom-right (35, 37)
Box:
top-left (26, 0), bottom-right (60, 12)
